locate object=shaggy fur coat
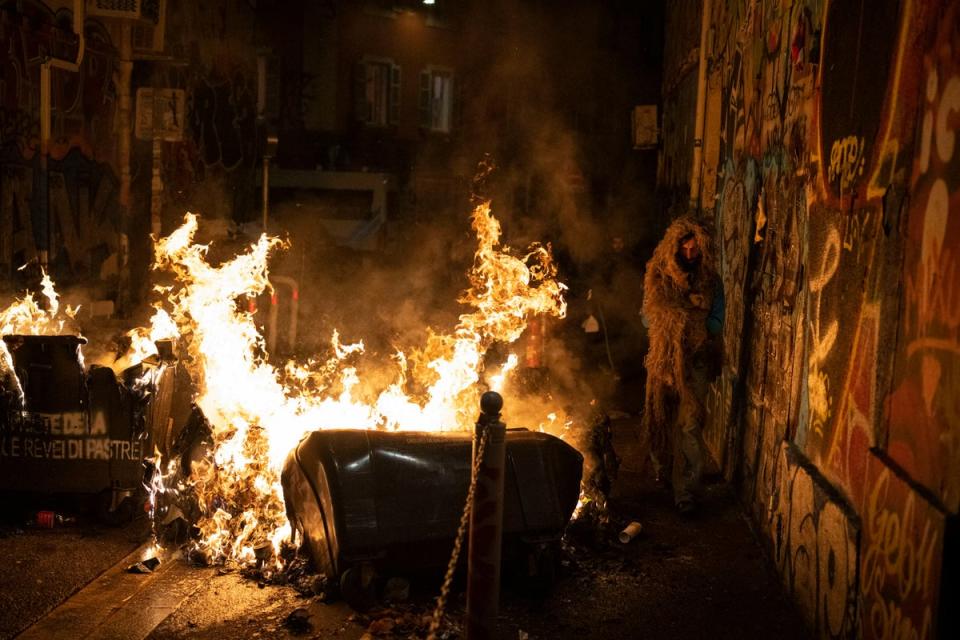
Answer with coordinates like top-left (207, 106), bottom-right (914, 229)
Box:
top-left (640, 215), bottom-right (718, 459)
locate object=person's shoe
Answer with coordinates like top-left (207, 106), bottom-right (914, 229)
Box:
top-left (676, 499), bottom-right (696, 516)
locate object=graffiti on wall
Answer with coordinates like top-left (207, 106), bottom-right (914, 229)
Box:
top-left (0, 9), bottom-right (117, 156)
top-left (886, 5), bottom-right (960, 513)
top-left (0, 4), bottom-right (119, 278)
top-left (827, 136), bottom-right (866, 194)
top-left (734, 152), bottom-right (809, 518)
top-left (155, 0), bottom-right (260, 219)
top-left (796, 0), bottom-right (931, 501)
top-left (799, 207), bottom-right (890, 504)
top-left (187, 67), bottom-right (257, 172)
top-left (817, 0), bottom-right (899, 200)
top-left (770, 442), bottom-right (859, 639)
top-left (704, 157), bottom-right (757, 469)
top-left (716, 157), bottom-right (758, 374)
top-left (860, 453), bottom-right (945, 640)
top-left (683, 0), bottom-right (955, 636)
top-left (761, 162), bottom-right (805, 309)
top-left (758, 0), bottom-right (820, 156)
top-left (711, 0), bottom-right (763, 161)
top-left (803, 222), bottom-right (839, 443)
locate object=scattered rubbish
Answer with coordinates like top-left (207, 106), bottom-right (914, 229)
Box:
top-left (368, 617), bottom-right (395, 634)
top-left (126, 556), bottom-right (161, 573)
top-left (618, 521), bottom-right (643, 544)
top-left (567, 412), bottom-right (620, 546)
top-left (581, 314), bottom-right (600, 333)
top-left (359, 606), bottom-right (447, 638)
top-left (383, 576), bottom-right (410, 603)
top-left (283, 607), bottom-right (312, 634)
top-left (27, 511), bottom-right (77, 528)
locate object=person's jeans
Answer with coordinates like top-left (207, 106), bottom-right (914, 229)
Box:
top-left (671, 358), bottom-right (709, 506)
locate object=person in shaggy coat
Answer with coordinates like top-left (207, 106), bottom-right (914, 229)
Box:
top-left (640, 215), bottom-right (724, 514)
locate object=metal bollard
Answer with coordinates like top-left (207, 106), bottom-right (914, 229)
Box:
top-left (466, 391), bottom-right (506, 640)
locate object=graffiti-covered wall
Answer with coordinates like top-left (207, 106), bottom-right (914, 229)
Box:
top-left (0, 1), bottom-right (120, 285)
top-left (657, 0), bottom-right (701, 201)
top-left (0, 0), bottom-right (264, 300)
top-left (660, 0), bottom-right (959, 637)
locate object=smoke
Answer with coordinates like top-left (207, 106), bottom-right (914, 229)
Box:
top-left (442, 0), bottom-right (657, 417)
top-left (238, 0), bottom-right (663, 423)
top-left (145, 0), bottom-right (661, 427)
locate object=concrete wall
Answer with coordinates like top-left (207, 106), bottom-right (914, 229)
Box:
top-left (660, 0), bottom-right (959, 637)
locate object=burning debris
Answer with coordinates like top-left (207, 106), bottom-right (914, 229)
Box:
top-left (569, 412), bottom-right (620, 538)
top-left (135, 200), bottom-right (569, 569)
top-left (0, 197), bottom-right (588, 597)
top-left (0, 272), bottom-right (79, 382)
top-left (0, 270), bottom-right (187, 525)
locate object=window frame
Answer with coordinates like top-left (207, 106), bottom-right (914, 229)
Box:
top-left (418, 65), bottom-right (456, 134)
top-left (355, 56), bottom-right (401, 128)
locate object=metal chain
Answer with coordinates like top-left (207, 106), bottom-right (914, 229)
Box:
top-left (426, 425), bottom-right (491, 640)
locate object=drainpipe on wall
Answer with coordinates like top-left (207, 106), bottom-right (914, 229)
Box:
top-left (150, 90), bottom-right (163, 239)
top-left (266, 275), bottom-right (299, 356)
top-left (689, 0), bottom-right (712, 214)
top-left (116, 21), bottom-right (133, 314)
top-left (39, 0), bottom-right (85, 275)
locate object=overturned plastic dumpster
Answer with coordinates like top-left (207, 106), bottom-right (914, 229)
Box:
top-left (281, 428), bottom-right (583, 585)
top-left (0, 334), bottom-right (191, 518)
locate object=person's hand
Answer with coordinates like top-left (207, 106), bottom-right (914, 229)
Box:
top-left (689, 293), bottom-right (708, 309)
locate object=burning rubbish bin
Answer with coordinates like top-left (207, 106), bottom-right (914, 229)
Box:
top-left (281, 428), bottom-right (582, 593)
top-left (0, 334), bottom-right (188, 520)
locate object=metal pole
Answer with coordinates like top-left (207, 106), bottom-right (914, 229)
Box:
top-left (467, 391), bottom-right (506, 640)
top-left (689, 0), bottom-right (713, 212)
top-left (150, 92), bottom-right (163, 239)
top-left (39, 63), bottom-right (50, 274)
top-left (261, 154), bottom-right (270, 233)
top-left (117, 20), bottom-right (133, 314)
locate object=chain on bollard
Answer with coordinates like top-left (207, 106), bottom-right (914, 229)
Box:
top-left (426, 425), bottom-right (491, 640)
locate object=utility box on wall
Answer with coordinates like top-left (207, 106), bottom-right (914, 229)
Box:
top-left (632, 105), bottom-right (659, 149)
top-left (86, 0), bottom-right (167, 54)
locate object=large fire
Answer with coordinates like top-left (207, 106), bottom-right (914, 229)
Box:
top-left (144, 201), bottom-right (567, 565)
top-left (0, 202), bottom-right (568, 566)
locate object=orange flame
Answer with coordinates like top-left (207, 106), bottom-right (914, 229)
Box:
top-left (145, 201), bottom-right (567, 565)
top-left (0, 272), bottom-right (79, 390)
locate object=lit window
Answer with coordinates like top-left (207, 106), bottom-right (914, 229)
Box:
top-left (355, 58), bottom-right (401, 127)
top-left (419, 67), bottom-right (454, 133)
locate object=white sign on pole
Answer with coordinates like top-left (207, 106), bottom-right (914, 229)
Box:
top-left (135, 88), bottom-right (186, 142)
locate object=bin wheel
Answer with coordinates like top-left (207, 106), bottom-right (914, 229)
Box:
top-left (339, 563), bottom-right (378, 611)
top-left (95, 489), bottom-right (135, 527)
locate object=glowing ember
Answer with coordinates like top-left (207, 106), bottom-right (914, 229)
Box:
top-left (142, 201), bottom-right (567, 565)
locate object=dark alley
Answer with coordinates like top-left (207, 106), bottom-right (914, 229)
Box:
top-left (0, 1), bottom-right (957, 639)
